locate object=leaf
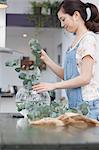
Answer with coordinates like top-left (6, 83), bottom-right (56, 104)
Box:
top-left (16, 103), bottom-right (25, 112)
top-left (19, 73), bottom-right (26, 80)
top-left (29, 38), bottom-right (42, 52)
top-left (23, 79), bottom-right (32, 90)
top-left (15, 67), bottom-right (21, 72)
top-left (66, 108), bottom-right (79, 113)
top-left (79, 102), bottom-right (89, 115)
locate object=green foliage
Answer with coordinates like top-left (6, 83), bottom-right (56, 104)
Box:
top-left (66, 102), bottom-right (89, 115)
top-left (16, 99), bottom-right (89, 121)
top-left (29, 38), bottom-right (42, 52)
top-left (19, 73), bottom-right (27, 80)
top-left (28, 1), bottom-right (61, 27)
top-left (29, 38), bottom-right (42, 67)
top-left (15, 67), bottom-right (21, 72)
top-left (0, 0), bottom-right (7, 4)
top-left (26, 101), bottom-right (67, 120)
top-left (16, 103), bottom-right (25, 112)
top-left (26, 100), bottom-right (89, 120)
top-left (5, 59), bottom-right (19, 67)
top-left (42, 0), bottom-right (51, 13)
top-left (5, 38), bottom-right (41, 90)
top-left (23, 79), bottom-right (32, 90)
top-left (30, 1), bottom-right (43, 8)
top-left (79, 102), bottom-right (89, 115)
top-left (30, 1), bottom-right (60, 14)
top-left (66, 108), bottom-right (79, 113)
top-left (51, 1), bottom-right (60, 8)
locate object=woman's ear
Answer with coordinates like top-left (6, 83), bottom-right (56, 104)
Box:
top-left (73, 11), bottom-right (80, 20)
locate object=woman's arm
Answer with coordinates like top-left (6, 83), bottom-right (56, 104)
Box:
top-left (55, 55), bottom-right (94, 89)
top-left (33, 55), bottom-right (94, 93)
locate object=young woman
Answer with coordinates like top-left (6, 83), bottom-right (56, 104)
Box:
top-left (33, 0), bottom-right (99, 120)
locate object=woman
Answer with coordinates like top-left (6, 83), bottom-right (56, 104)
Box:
top-left (33, 0), bottom-right (99, 120)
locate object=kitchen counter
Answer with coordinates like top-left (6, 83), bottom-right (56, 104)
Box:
top-left (0, 113), bottom-right (99, 150)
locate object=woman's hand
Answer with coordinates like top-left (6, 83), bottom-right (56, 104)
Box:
top-left (32, 82), bottom-right (56, 93)
top-left (40, 49), bottom-right (50, 64)
top-left (40, 49), bottom-right (64, 79)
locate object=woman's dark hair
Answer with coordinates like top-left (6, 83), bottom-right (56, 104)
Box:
top-left (57, 0), bottom-right (99, 33)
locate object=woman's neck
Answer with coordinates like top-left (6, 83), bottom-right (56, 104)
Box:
top-left (72, 26), bottom-right (88, 48)
top-left (76, 26), bottom-right (88, 38)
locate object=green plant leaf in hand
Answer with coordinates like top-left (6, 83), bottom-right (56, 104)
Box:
top-left (19, 73), bottom-right (26, 80)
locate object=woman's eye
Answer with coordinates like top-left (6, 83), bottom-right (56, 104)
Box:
top-left (62, 19), bottom-right (65, 22)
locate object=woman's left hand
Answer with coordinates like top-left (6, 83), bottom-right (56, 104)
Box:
top-left (32, 83), bottom-right (56, 93)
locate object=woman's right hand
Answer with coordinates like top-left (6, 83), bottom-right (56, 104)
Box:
top-left (40, 49), bottom-right (50, 64)
top-left (40, 49), bottom-right (64, 79)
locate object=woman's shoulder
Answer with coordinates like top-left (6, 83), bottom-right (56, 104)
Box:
top-left (78, 31), bottom-right (97, 60)
top-left (81, 31), bottom-right (96, 43)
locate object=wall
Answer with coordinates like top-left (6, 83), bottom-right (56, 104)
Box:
top-left (7, 0), bottom-right (31, 14)
top-left (6, 0), bottom-right (61, 14)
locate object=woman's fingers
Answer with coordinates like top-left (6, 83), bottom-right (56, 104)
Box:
top-left (32, 83), bottom-right (46, 93)
top-left (32, 83), bottom-right (55, 93)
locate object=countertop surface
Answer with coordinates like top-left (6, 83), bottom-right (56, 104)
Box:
top-left (0, 113), bottom-right (99, 150)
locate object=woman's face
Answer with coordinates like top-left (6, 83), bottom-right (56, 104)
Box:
top-left (57, 9), bottom-right (79, 33)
